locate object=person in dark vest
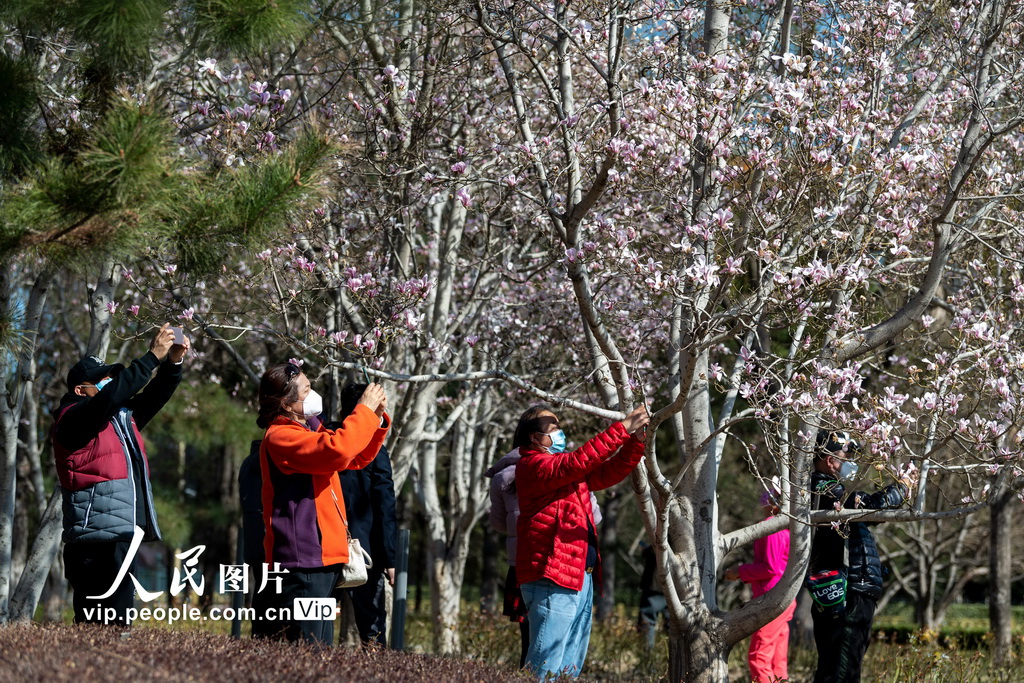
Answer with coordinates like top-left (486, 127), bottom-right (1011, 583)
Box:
top-left (51, 324), bottom-right (189, 626)
top-left (330, 382), bottom-right (399, 646)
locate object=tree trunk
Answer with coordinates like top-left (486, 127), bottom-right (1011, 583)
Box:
top-left (85, 258), bottom-right (121, 357)
top-left (11, 460), bottom-right (28, 587)
top-left (430, 550), bottom-right (464, 653)
top-left (0, 260), bottom-right (18, 621)
top-left (480, 529), bottom-right (498, 615)
top-left (667, 616), bottom-right (731, 683)
top-left (914, 562), bottom-right (935, 630)
top-left (989, 487), bottom-right (1012, 665)
top-left (9, 489), bottom-right (62, 621)
top-left (41, 555), bottom-right (67, 621)
top-left (595, 490), bottom-right (620, 621)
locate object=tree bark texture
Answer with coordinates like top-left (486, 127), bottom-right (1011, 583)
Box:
top-left (667, 615), bottom-right (730, 683)
top-left (989, 487), bottom-right (1012, 665)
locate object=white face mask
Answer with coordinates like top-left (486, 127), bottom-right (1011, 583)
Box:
top-left (300, 389), bottom-right (324, 418)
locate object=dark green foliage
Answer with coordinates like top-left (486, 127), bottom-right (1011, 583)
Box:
top-left (69, 0), bottom-right (169, 74)
top-left (4, 0), bottom-right (168, 105)
top-left (0, 0), bottom-right (59, 31)
top-left (0, 98), bottom-right (176, 262)
top-left (174, 129), bottom-right (333, 274)
top-left (151, 487), bottom-right (193, 550)
top-left (0, 54), bottom-right (40, 178)
top-left (75, 97), bottom-right (177, 208)
top-left (0, 1), bottom-right (331, 273)
top-left (188, 0), bottom-right (314, 54)
top-left (146, 381), bottom-right (259, 451)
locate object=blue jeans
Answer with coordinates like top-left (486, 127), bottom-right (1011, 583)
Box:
top-left (520, 573), bottom-right (593, 678)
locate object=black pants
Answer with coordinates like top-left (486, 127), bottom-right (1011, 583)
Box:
top-left (269, 565), bottom-right (341, 646)
top-left (64, 541), bottom-right (135, 627)
top-left (340, 566), bottom-right (388, 646)
top-left (812, 591), bottom-right (877, 683)
top-left (249, 581), bottom-right (277, 639)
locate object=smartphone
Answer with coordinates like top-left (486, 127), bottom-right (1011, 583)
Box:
top-left (170, 326), bottom-right (186, 345)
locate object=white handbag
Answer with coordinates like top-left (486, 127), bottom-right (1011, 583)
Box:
top-left (333, 493), bottom-right (373, 588)
top-left (337, 536), bottom-right (373, 588)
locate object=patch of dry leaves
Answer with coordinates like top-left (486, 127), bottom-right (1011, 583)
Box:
top-left (0, 623), bottom-right (530, 682)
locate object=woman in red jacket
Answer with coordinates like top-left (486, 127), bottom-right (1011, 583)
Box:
top-left (515, 403), bottom-right (649, 678)
top-left (257, 362), bottom-right (389, 645)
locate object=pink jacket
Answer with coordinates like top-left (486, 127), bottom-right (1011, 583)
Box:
top-left (737, 519), bottom-right (790, 598)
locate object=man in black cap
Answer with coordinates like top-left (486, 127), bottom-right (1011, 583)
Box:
top-left (809, 431), bottom-right (917, 683)
top-left (52, 323), bottom-right (189, 626)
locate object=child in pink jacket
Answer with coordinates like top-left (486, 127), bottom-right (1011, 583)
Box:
top-left (725, 491), bottom-right (797, 683)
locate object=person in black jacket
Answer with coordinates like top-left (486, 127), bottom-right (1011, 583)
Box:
top-left (809, 431), bottom-right (916, 683)
top-left (331, 383), bottom-right (399, 646)
top-left (238, 440), bottom-right (277, 638)
top-left (52, 324), bottom-right (189, 626)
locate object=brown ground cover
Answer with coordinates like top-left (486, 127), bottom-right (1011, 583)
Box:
top-left (0, 623), bottom-right (529, 682)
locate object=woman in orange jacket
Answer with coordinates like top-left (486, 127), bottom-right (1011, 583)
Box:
top-left (256, 362), bottom-right (389, 644)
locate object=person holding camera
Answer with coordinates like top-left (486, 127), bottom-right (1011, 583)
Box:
top-left (809, 430), bottom-right (917, 683)
top-left (52, 324), bottom-right (190, 626)
top-left (256, 364), bottom-right (389, 645)
top-left (514, 403), bottom-right (649, 678)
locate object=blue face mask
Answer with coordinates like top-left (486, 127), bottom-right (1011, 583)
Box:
top-left (838, 460), bottom-right (859, 481)
top-left (546, 429), bottom-right (567, 453)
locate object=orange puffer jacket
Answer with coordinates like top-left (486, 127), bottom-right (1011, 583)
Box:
top-left (515, 421), bottom-right (644, 591)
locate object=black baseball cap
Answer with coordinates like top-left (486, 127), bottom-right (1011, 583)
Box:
top-left (815, 430), bottom-right (861, 460)
top-left (66, 356), bottom-right (121, 390)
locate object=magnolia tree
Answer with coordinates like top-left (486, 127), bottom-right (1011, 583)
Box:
top-left (8, 2), bottom-right (1024, 682)
top-left (875, 470), bottom-right (990, 630)
top-left (456, 0), bottom-right (1024, 680)
top-left (132, 0), bottom-right (1024, 675)
top-left (122, 0), bottom-right (629, 653)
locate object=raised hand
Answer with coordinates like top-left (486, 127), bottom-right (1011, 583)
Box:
top-left (621, 404), bottom-right (650, 435)
top-left (168, 332), bottom-right (191, 364)
top-left (357, 383), bottom-right (387, 415)
top-left (150, 324), bottom-right (176, 361)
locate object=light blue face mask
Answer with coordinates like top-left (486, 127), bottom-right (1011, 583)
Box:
top-left (547, 429), bottom-right (567, 453)
top-left (94, 377), bottom-right (112, 391)
top-left (838, 460), bottom-right (859, 481)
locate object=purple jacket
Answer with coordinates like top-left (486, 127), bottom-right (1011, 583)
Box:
top-left (486, 449), bottom-right (522, 565)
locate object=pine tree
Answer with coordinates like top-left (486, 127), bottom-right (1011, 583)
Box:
top-left (0, 0), bottom-right (331, 623)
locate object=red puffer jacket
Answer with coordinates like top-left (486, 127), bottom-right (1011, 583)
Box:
top-left (515, 421), bottom-right (644, 591)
